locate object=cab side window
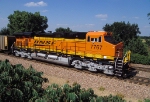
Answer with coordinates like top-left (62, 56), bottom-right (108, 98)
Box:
top-left (87, 36), bottom-right (90, 42)
top-left (87, 36), bottom-right (102, 42)
top-left (95, 38), bottom-right (97, 42)
top-left (91, 38), bottom-right (94, 42)
top-left (99, 36), bottom-right (101, 42)
top-left (92, 37), bottom-right (101, 42)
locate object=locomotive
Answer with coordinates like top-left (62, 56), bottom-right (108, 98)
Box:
top-left (0, 31), bottom-right (131, 77)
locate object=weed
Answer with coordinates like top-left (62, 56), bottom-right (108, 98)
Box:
top-left (66, 80), bottom-right (69, 83)
top-left (116, 92), bottom-right (125, 99)
top-left (73, 81), bottom-right (78, 86)
top-left (99, 86), bottom-right (105, 91)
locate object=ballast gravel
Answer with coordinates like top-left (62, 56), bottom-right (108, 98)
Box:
top-left (130, 64), bottom-right (150, 78)
top-left (0, 53), bottom-right (150, 101)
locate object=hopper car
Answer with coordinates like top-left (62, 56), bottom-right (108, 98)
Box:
top-left (0, 35), bottom-right (15, 52)
top-left (0, 31), bottom-right (131, 77)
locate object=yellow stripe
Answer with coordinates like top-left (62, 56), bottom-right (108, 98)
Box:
top-left (34, 37), bottom-right (85, 41)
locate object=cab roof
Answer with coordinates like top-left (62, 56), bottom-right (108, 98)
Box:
top-left (87, 31), bottom-right (112, 36)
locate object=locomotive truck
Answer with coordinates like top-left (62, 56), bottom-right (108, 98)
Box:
top-left (0, 31), bottom-right (131, 77)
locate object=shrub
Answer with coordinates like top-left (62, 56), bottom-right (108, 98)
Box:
top-left (0, 59), bottom-right (127, 102)
top-left (96, 94), bottom-right (126, 102)
top-left (125, 37), bottom-right (148, 56)
top-left (145, 99), bottom-right (150, 102)
top-left (99, 86), bottom-right (105, 91)
top-left (0, 59), bottom-right (48, 102)
top-left (116, 92), bottom-right (125, 99)
top-left (130, 53), bottom-right (150, 65)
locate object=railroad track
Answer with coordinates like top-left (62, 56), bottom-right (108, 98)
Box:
top-left (129, 76), bottom-right (150, 86)
top-left (1, 52), bottom-right (150, 87)
top-left (130, 66), bottom-right (150, 72)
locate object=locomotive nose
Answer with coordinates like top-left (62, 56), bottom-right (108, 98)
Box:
top-left (115, 42), bottom-right (123, 58)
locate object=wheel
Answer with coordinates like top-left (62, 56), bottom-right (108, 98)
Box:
top-left (27, 55), bottom-right (32, 60)
top-left (71, 59), bottom-right (83, 69)
top-left (122, 73), bottom-right (127, 79)
top-left (15, 51), bottom-right (19, 57)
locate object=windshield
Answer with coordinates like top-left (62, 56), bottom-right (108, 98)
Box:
top-left (104, 36), bottom-right (120, 45)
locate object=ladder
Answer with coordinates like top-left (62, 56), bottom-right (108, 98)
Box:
top-left (114, 50), bottom-right (124, 76)
top-left (114, 57), bottom-right (124, 76)
top-left (114, 50), bottom-right (131, 77)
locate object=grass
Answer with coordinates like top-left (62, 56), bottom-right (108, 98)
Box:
top-left (73, 81), bottom-right (78, 86)
top-left (66, 80), bottom-right (69, 83)
top-left (116, 92), bottom-right (125, 99)
top-left (99, 86), bottom-right (105, 91)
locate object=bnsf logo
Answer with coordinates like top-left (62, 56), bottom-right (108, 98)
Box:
top-left (34, 40), bottom-right (53, 45)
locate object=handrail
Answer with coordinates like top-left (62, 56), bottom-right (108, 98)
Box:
top-left (115, 51), bottom-right (120, 69)
top-left (123, 50), bottom-right (131, 64)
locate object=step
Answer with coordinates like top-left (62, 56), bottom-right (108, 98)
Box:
top-left (116, 62), bottom-right (123, 64)
top-left (116, 61), bottom-right (122, 63)
top-left (115, 68), bottom-right (123, 71)
top-left (115, 71), bottom-right (122, 74)
top-left (117, 59), bottom-right (122, 61)
top-left (116, 65), bottom-right (122, 68)
top-left (115, 73), bottom-right (122, 76)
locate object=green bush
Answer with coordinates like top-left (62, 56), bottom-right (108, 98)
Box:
top-left (96, 94), bottom-right (126, 102)
top-left (0, 59), bottom-right (48, 102)
top-left (40, 83), bottom-right (126, 102)
top-left (145, 99), bottom-right (150, 102)
top-left (125, 37), bottom-right (148, 56)
top-left (130, 53), bottom-right (150, 65)
top-left (0, 59), bottom-right (128, 102)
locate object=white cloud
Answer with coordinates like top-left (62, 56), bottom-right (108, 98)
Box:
top-left (56, 24), bottom-right (68, 26)
top-left (41, 10), bottom-right (48, 12)
top-left (95, 14), bottom-right (108, 18)
top-left (85, 24), bottom-right (95, 27)
top-left (144, 26), bottom-right (150, 28)
top-left (122, 16), bottom-right (126, 18)
top-left (132, 16), bottom-right (139, 19)
top-left (0, 17), bottom-right (7, 20)
top-left (24, 1), bottom-right (47, 7)
top-left (72, 25), bottom-right (84, 28)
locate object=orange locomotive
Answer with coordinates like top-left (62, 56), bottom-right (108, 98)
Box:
top-left (12, 31), bottom-right (131, 77)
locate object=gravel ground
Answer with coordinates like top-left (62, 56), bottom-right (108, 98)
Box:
top-left (131, 63), bottom-right (150, 69)
top-left (0, 53), bottom-right (150, 101)
top-left (136, 71), bottom-right (150, 78)
top-left (130, 64), bottom-right (150, 78)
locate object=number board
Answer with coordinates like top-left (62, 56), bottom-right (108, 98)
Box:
top-left (91, 44), bottom-right (102, 50)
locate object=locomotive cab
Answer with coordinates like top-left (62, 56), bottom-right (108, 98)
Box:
top-left (85, 31), bottom-right (123, 60)
top-left (85, 31), bottom-right (131, 77)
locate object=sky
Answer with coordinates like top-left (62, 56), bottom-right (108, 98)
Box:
top-left (0, 0), bottom-right (150, 36)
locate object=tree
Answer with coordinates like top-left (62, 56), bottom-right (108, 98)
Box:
top-left (148, 13), bottom-right (150, 24)
top-left (7, 10), bottom-right (48, 34)
top-left (126, 37), bottom-right (148, 56)
top-left (55, 27), bottom-right (72, 33)
top-left (103, 21), bottom-right (141, 46)
top-left (0, 27), bottom-right (10, 35)
top-left (103, 21), bottom-right (149, 57)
